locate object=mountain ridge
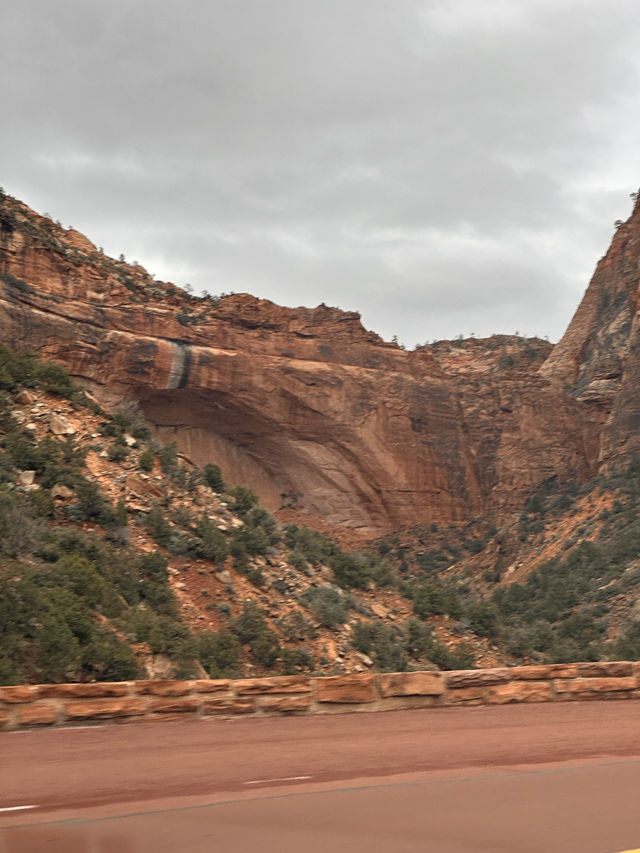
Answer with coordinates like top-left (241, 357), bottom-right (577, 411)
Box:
top-left (4, 189), bottom-right (635, 536)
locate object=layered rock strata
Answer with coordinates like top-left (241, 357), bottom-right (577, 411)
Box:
top-left (0, 192), bottom-right (638, 534)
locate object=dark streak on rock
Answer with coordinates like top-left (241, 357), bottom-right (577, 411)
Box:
top-left (177, 343), bottom-right (192, 389)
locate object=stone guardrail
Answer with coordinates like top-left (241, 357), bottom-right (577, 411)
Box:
top-left (2, 661), bottom-right (639, 731)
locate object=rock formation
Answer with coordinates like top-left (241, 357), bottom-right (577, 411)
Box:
top-left (540, 196), bottom-right (640, 468)
top-left (0, 190), bottom-right (638, 535)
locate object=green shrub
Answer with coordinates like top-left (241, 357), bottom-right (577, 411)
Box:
top-left (99, 420), bottom-right (117, 437)
top-left (276, 610), bottom-right (316, 641)
top-left (38, 436), bottom-right (86, 487)
top-left (166, 531), bottom-right (194, 556)
top-left (245, 506), bottom-right (278, 533)
top-left (610, 621), bottom-right (640, 660)
top-left (138, 552), bottom-right (176, 616)
top-left (168, 463), bottom-right (190, 489)
top-left (351, 620), bottom-right (377, 655)
top-left (0, 393), bottom-right (17, 431)
top-left (545, 610), bottom-right (604, 662)
top-left (79, 628), bottom-right (138, 681)
top-left (284, 524), bottom-right (337, 566)
top-left (427, 639), bottom-right (475, 670)
top-left (404, 617), bottom-right (435, 659)
top-left (122, 608), bottom-right (190, 657)
top-left (41, 529), bottom-right (142, 608)
top-left (351, 620), bottom-right (407, 671)
top-left (28, 487), bottom-right (55, 519)
top-left (465, 600), bottom-right (501, 639)
top-left (248, 568), bottom-right (265, 587)
top-left (301, 586), bottom-right (347, 628)
top-left (250, 628), bottom-right (280, 668)
top-left (203, 463), bottom-right (225, 492)
top-left (57, 554), bottom-right (109, 609)
top-left (229, 485), bottom-right (259, 516)
top-left (231, 599), bottom-right (269, 644)
top-left (0, 345), bottom-right (78, 398)
top-left (32, 361), bottom-right (77, 398)
top-left (170, 504), bottom-right (193, 529)
top-left (416, 549), bottom-right (453, 573)
top-left (35, 613), bottom-right (80, 681)
top-left (504, 620), bottom-right (553, 658)
top-left (112, 401), bottom-right (150, 440)
top-left (0, 491), bottom-right (46, 557)
top-left (144, 503), bottom-right (173, 547)
top-left (0, 347), bottom-right (32, 391)
top-left (177, 312), bottom-right (200, 326)
top-left (157, 442), bottom-right (178, 475)
top-left (0, 451), bottom-right (14, 484)
top-left (0, 560), bottom-right (128, 683)
top-left (195, 630), bottom-right (240, 678)
top-left (402, 617), bottom-right (475, 670)
top-left (329, 552), bottom-right (369, 589)
top-left (281, 647), bottom-right (314, 674)
top-left (71, 477), bottom-right (107, 521)
top-left (409, 579), bottom-right (463, 620)
top-left (0, 650), bottom-right (19, 685)
top-left (195, 515), bottom-right (229, 564)
top-left (230, 599), bottom-right (280, 668)
top-left (464, 538), bottom-right (485, 555)
top-left (230, 524), bottom-right (270, 557)
top-left (4, 430), bottom-right (39, 470)
top-left (329, 551), bottom-right (394, 589)
top-left (107, 442), bottom-right (130, 462)
top-left (138, 448), bottom-right (155, 472)
top-left (0, 522), bottom-right (192, 684)
top-left (546, 637), bottom-right (599, 664)
top-left (115, 500), bottom-right (128, 528)
top-left (288, 549), bottom-right (310, 574)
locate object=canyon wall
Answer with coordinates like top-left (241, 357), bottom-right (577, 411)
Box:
top-left (1, 192), bottom-right (637, 535)
top-left (541, 196), bottom-right (640, 469)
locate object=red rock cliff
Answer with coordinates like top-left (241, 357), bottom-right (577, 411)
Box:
top-left (0, 190), bottom-right (634, 535)
top-left (540, 195), bottom-right (640, 469)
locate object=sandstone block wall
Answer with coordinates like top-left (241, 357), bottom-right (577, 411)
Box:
top-left (2, 662), bottom-right (640, 731)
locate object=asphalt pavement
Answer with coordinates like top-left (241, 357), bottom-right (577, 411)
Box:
top-left (2, 701), bottom-right (640, 852)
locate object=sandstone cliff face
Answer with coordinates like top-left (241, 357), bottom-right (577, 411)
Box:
top-left (540, 196), bottom-right (640, 468)
top-left (0, 190), bottom-right (636, 534)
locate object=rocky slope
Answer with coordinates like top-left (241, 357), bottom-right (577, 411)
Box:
top-left (4, 361), bottom-right (640, 683)
top-left (2, 188), bottom-right (640, 681)
top-left (4, 190), bottom-right (636, 536)
top-left (0, 356), bottom-right (498, 684)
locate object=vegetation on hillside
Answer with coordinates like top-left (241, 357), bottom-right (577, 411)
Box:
top-left (490, 468), bottom-right (640, 662)
top-left (3, 338), bottom-right (639, 688)
top-left (0, 346), bottom-right (484, 685)
top-left (379, 467), bottom-right (640, 666)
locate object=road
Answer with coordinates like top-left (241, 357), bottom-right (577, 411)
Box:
top-left (1, 701), bottom-right (640, 852)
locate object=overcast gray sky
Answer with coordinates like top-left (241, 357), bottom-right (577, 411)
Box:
top-left (3, 0), bottom-right (640, 346)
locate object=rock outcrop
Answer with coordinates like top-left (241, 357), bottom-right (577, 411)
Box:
top-left (0, 190), bottom-right (638, 534)
top-left (540, 196), bottom-right (640, 468)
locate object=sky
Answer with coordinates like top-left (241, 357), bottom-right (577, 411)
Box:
top-left (2, 0), bottom-right (640, 347)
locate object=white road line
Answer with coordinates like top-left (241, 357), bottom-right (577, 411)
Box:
top-left (0, 805), bottom-right (38, 813)
top-left (244, 776), bottom-right (312, 785)
top-left (9, 725), bottom-right (97, 733)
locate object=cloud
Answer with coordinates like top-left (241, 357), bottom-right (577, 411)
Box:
top-left (3, 0), bottom-right (640, 346)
